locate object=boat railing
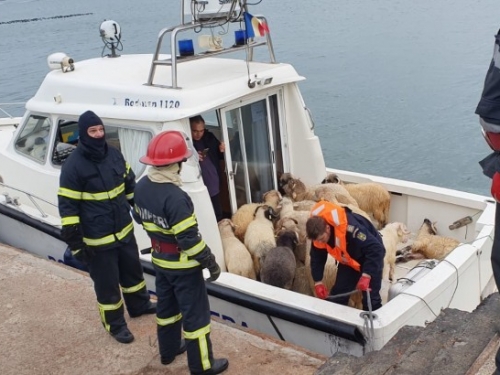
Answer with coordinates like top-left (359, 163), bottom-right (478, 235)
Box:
top-left (146, 11), bottom-right (276, 88)
top-left (0, 102), bottom-right (24, 119)
top-left (0, 182), bottom-right (56, 218)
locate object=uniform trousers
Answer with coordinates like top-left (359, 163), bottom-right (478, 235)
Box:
top-left (492, 203), bottom-right (500, 373)
top-left (154, 265), bottom-right (214, 374)
top-left (329, 263), bottom-right (383, 311)
top-left (88, 236), bottom-right (151, 334)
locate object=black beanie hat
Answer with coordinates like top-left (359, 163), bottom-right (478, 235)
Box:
top-left (78, 110), bottom-right (103, 133)
top-left (78, 110), bottom-right (107, 160)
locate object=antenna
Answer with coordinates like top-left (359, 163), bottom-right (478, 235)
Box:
top-left (183, 0), bottom-right (241, 23)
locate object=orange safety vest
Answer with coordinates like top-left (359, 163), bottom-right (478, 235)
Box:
top-left (310, 201), bottom-right (361, 272)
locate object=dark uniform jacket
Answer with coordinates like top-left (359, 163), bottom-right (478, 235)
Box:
top-left (132, 176), bottom-right (212, 270)
top-left (193, 130), bottom-right (224, 175)
top-left (310, 210), bottom-right (385, 281)
top-left (477, 30), bottom-right (500, 179)
top-left (58, 145), bottom-right (135, 249)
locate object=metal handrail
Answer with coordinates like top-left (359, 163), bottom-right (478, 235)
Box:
top-left (146, 15), bottom-right (276, 89)
top-left (0, 102), bottom-right (25, 118)
top-left (0, 182), bottom-right (56, 218)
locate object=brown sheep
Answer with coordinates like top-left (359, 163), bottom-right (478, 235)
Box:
top-left (410, 218), bottom-right (461, 260)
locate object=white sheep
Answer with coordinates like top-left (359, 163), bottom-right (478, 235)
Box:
top-left (260, 231), bottom-right (298, 290)
top-left (410, 218), bottom-right (461, 260)
top-left (326, 175), bottom-right (391, 229)
top-left (244, 205), bottom-right (277, 278)
top-left (231, 189), bottom-right (282, 241)
top-left (218, 219), bottom-right (256, 280)
top-left (379, 222), bottom-right (411, 282)
top-left (276, 197), bottom-right (310, 261)
top-left (293, 200), bottom-right (317, 212)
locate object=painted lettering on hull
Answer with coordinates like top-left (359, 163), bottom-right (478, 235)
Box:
top-left (124, 98), bottom-right (181, 108)
top-left (211, 311), bottom-right (248, 328)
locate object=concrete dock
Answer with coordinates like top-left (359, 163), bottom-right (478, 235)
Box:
top-left (0, 244), bottom-right (325, 375)
top-left (2, 242), bottom-right (500, 375)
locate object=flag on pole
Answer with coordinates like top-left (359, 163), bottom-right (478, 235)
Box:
top-left (243, 11), bottom-right (269, 39)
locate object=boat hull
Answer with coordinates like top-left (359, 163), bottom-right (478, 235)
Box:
top-left (1, 172), bottom-right (496, 357)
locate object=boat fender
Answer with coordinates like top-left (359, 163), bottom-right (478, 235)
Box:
top-left (388, 259), bottom-right (439, 301)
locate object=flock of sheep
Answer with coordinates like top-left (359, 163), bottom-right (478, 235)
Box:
top-left (217, 173), bottom-right (462, 307)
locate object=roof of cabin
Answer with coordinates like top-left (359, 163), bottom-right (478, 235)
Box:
top-left (27, 54), bottom-right (304, 122)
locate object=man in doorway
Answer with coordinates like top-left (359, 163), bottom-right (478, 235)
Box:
top-left (190, 115), bottom-right (225, 222)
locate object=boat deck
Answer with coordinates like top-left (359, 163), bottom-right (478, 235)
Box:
top-left (0, 243), bottom-right (325, 375)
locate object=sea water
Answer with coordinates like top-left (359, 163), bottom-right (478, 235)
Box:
top-left (0, 0), bottom-right (498, 195)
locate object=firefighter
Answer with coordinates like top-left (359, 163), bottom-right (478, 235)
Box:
top-left (133, 130), bottom-right (228, 375)
top-left (58, 110), bottom-right (155, 344)
top-left (306, 200), bottom-right (385, 310)
top-left (476, 28), bottom-right (500, 375)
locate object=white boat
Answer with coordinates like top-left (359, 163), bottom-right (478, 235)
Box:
top-left (0, 0), bottom-right (496, 358)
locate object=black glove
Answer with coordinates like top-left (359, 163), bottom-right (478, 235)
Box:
top-left (61, 224), bottom-right (85, 250)
top-left (199, 252), bottom-right (221, 282)
top-left (71, 245), bottom-right (95, 265)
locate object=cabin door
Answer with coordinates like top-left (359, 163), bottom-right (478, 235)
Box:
top-left (220, 93), bottom-right (284, 213)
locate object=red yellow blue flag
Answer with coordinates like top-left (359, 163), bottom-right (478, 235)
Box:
top-left (243, 11), bottom-right (269, 39)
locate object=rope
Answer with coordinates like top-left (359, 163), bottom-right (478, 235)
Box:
top-left (325, 289), bottom-right (358, 301)
top-left (326, 289), bottom-right (376, 351)
top-left (398, 258), bottom-right (460, 319)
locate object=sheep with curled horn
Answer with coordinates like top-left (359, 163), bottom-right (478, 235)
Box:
top-left (260, 230), bottom-right (299, 290)
top-left (231, 189), bottom-right (283, 242)
top-left (244, 204), bottom-right (279, 278)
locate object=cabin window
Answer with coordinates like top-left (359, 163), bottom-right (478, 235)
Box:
top-left (53, 118), bottom-right (152, 177)
top-left (14, 114), bottom-right (51, 163)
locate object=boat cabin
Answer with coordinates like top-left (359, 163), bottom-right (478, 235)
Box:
top-left (0, 4), bottom-right (327, 263)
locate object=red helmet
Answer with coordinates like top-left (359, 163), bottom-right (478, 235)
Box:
top-left (140, 131), bottom-right (192, 166)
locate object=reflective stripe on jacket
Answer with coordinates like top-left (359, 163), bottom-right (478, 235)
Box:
top-left (132, 176), bottom-right (212, 270)
top-left (310, 201), bottom-right (361, 272)
top-left (58, 146), bottom-right (135, 248)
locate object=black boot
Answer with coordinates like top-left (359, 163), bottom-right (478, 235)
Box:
top-left (129, 301), bottom-right (157, 318)
top-left (161, 338), bottom-right (188, 365)
top-left (191, 358), bottom-right (229, 375)
top-left (111, 326), bottom-right (134, 344)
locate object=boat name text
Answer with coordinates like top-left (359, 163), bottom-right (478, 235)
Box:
top-left (124, 98), bottom-right (180, 108)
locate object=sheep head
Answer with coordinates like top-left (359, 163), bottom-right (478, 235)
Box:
top-left (321, 173), bottom-right (341, 184)
top-left (396, 222), bottom-right (411, 243)
top-left (262, 189), bottom-right (283, 211)
top-left (284, 178), bottom-right (306, 201)
top-left (275, 217), bottom-right (299, 235)
top-left (276, 230), bottom-right (299, 250)
top-left (278, 173), bottom-right (294, 195)
top-left (218, 218), bottom-right (236, 237)
top-left (417, 218), bottom-right (438, 237)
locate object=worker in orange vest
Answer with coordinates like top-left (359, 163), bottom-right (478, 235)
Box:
top-left (306, 201), bottom-right (385, 310)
